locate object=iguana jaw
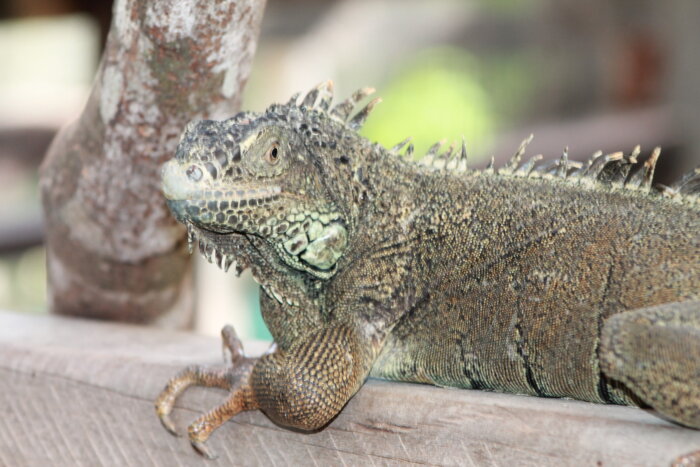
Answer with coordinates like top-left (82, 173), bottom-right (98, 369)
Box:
top-left (162, 157), bottom-right (349, 278)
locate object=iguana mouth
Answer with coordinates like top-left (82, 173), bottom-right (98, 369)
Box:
top-left (164, 184), bottom-right (282, 213)
top-left (197, 185), bottom-right (282, 206)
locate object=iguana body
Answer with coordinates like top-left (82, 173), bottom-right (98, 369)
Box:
top-left (155, 82), bottom-right (700, 458)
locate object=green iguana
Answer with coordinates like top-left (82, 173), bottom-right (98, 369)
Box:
top-left (155, 81), bottom-right (700, 460)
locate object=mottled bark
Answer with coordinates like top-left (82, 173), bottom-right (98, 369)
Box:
top-left (40, 0), bottom-right (266, 326)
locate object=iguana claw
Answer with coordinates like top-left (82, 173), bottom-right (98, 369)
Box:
top-left (157, 410), bottom-right (180, 437)
top-left (191, 440), bottom-right (218, 460)
top-left (155, 325), bottom-right (257, 458)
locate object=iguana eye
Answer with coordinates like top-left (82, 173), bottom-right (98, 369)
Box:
top-left (264, 143), bottom-right (280, 165)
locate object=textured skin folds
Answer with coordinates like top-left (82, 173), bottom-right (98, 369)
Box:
top-left (252, 324), bottom-right (374, 430)
top-left (155, 82), bottom-right (700, 458)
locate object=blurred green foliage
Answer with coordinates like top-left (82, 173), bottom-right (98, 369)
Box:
top-left (0, 247), bottom-right (46, 313)
top-left (361, 48), bottom-right (496, 162)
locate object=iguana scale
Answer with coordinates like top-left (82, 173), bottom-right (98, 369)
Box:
top-left (155, 81), bottom-right (700, 460)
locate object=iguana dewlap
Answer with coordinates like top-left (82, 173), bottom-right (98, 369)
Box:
top-left (155, 81), bottom-right (700, 460)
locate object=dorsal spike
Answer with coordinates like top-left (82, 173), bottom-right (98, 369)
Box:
top-left (485, 155), bottom-right (495, 172)
top-left (423, 140), bottom-right (446, 168)
top-left (643, 147), bottom-right (661, 189)
top-left (627, 147), bottom-right (660, 190)
top-left (591, 150), bottom-right (642, 185)
top-left (584, 151), bottom-right (624, 180)
top-left (426, 140), bottom-right (444, 157)
top-left (532, 158), bottom-right (563, 176)
top-left (301, 80), bottom-right (335, 110)
top-left (331, 87), bottom-right (375, 122)
top-left (460, 137), bottom-right (468, 161)
top-left (390, 137), bottom-right (412, 153)
top-left (286, 92), bottom-right (301, 106)
top-left (571, 150), bottom-right (602, 178)
top-left (630, 144), bottom-right (641, 163)
top-left (302, 87), bottom-right (319, 108)
top-left (556, 147), bottom-right (569, 178)
top-left (504, 134), bottom-right (534, 173)
top-left (443, 142), bottom-right (460, 170)
top-left (566, 160), bottom-right (583, 176)
top-left (405, 143), bottom-right (414, 158)
top-left (589, 150), bottom-right (605, 163)
top-left (610, 146), bottom-right (640, 186)
top-left (347, 97), bottom-right (381, 130)
top-left (441, 141), bottom-right (456, 160)
top-left (516, 154), bottom-right (543, 176)
top-left (316, 80), bottom-right (334, 111)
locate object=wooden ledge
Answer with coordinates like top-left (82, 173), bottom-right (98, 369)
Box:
top-left (0, 310), bottom-right (697, 466)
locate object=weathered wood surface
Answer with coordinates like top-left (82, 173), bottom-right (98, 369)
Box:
top-left (0, 310), bottom-right (697, 467)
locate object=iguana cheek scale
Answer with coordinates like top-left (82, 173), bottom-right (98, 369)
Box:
top-left (155, 81), bottom-right (700, 460)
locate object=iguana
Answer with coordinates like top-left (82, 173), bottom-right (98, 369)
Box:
top-left (155, 81), bottom-right (700, 460)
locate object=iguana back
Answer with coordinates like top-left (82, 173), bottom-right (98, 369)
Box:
top-left (369, 169), bottom-right (698, 406)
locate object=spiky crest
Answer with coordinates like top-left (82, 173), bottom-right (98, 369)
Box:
top-left (410, 134), bottom-right (697, 204)
top-left (284, 83), bottom-right (698, 204)
top-left (287, 81), bottom-right (382, 131)
top-left (505, 134), bottom-right (533, 173)
top-left (390, 137), bottom-right (412, 154)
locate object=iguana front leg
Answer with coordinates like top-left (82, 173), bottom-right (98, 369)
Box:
top-left (600, 300), bottom-right (700, 429)
top-left (156, 322), bottom-right (373, 458)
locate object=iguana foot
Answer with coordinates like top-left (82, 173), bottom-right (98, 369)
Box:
top-left (600, 300), bottom-right (700, 429)
top-left (155, 325), bottom-right (257, 457)
top-left (156, 323), bottom-right (373, 457)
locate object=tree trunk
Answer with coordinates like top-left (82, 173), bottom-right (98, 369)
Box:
top-left (40, 0), bottom-right (266, 327)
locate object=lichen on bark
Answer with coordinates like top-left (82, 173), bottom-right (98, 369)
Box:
top-left (40, 0), bottom-right (266, 326)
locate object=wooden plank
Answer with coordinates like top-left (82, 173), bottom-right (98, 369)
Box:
top-left (0, 310), bottom-right (697, 466)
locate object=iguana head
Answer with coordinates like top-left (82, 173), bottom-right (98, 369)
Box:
top-left (161, 81), bottom-right (380, 279)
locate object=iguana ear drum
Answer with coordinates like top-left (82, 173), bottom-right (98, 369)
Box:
top-left (267, 207), bottom-right (348, 278)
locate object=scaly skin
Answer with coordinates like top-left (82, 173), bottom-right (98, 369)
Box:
top-left (156, 81), bottom-right (700, 459)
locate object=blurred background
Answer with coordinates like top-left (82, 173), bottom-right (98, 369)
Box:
top-left (1, 0), bottom-right (698, 340)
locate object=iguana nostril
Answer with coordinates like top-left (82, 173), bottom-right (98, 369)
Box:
top-left (186, 165), bottom-right (202, 182)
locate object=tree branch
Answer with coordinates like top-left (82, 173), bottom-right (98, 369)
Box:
top-left (40, 0), bottom-right (266, 326)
